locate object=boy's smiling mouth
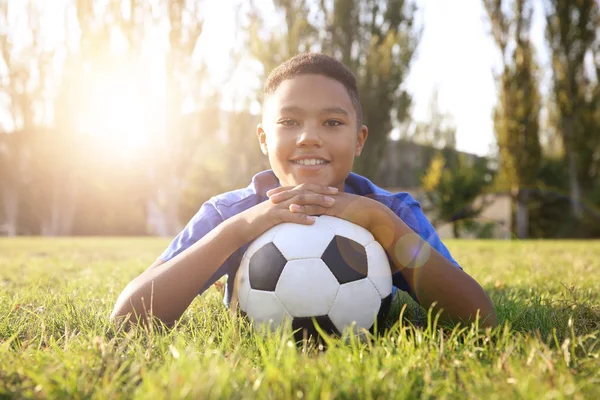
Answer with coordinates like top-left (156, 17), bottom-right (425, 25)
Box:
top-left (291, 159), bottom-right (329, 166)
top-left (289, 156), bottom-right (331, 168)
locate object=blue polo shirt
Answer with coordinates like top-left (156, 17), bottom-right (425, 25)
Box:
top-left (159, 169), bottom-right (462, 306)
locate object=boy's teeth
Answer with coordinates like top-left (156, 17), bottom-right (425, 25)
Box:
top-left (295, 159), bottom-right (326, 165)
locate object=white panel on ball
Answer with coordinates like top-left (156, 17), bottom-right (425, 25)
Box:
top-left (365, 241), bottom-right (393, 298)
top-left (234, 256), bottom-right (252, 312)
top-left (275, 259), bottom-right (340, 317)
top-left (318, 215), bottom-right (375, 247)
top-left (272, 219), bottom-right (334, 260)
top-left (245, 224), bottom-right (284, 259)
top-left (328, 279), bottom-right (381, 335)
top-left (246, 290), bottom-right (291, 332)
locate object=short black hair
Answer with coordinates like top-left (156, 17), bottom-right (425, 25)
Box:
top-left (263, 53), bottom-right (363, 126)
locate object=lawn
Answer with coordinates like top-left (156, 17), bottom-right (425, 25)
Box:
top-left (1, 238), bottom-right (599, 399)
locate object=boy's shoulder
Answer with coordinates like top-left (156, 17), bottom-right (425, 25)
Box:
top-left (207, 170), bottom-right (279, 218)
top-left (345, 172), bottom-right (421, 209)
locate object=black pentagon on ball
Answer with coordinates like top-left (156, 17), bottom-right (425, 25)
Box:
top-left (292, 315), bottom-right (340, 344)
top-left (248, 242), bottom-right (287, 291)
top-left (369, 293), bottom-right (393, 335)
top-left (321, 235), bottom-right (368, 284)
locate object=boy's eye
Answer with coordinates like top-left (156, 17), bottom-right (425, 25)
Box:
top-left (278, 119), bottom-right (298, 127)
top-left (325, 120), bottom-right (343, 127)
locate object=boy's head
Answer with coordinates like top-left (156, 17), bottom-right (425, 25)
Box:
top-left (257, 53), bottom-right (368, 192)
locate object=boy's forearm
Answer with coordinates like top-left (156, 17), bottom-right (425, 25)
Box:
top-left (110, 214), bottom-right (251, 327)
top-left (368, 204), bottom-right (497, 328)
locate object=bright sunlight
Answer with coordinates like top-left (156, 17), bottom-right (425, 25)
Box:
top-left (79, 77), bottom-right (151, 158)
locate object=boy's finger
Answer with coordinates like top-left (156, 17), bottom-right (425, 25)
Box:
top-left (294, 183), bottom-right (339, 194)
top-left (277, 208), bottom-right (315, 224)
top-left (270, 190), bottom-right (302, 203)
top-left (271, 192), bottom-right (335, 207)
top-left (289, 204), bottom-right (329, 216)
top-left (268, 184), bottom-right (338, 198)
top-left (269, 191), bottom-right (295, 204)
top-left (266, 186), bottom-right (293, 197)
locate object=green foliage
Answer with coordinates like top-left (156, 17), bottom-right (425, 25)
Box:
top-left (245, 0), bottom-right (421, 182)
top-left (177, 109), bottom-right (270, 224)
top-left (484, 0), bottom-right (542, 189)
top-left (421, 151), bottom-right (493, 238)
top-left (247, 0), bottom-right (315, 106)
top-left (483, 0), bottom-right (542, 239)
top-left (528, 156), bottom-right (600, 238)
top-left (1, 239), bottom-right (599, 398)
top-left (411, 90), bottom-right (457, 150)
top-left (545, 0), bottom-right (600, 215)
top-left (527, 156), bottom-right (570, 238)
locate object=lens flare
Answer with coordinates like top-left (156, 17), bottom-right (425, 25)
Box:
top-left (394, 232), bottom-right (430, 269)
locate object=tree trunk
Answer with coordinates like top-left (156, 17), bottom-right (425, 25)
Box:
top-left (146, 181), bottom-right (183, 237)
top-left (0, 140), bottom-right (22, 237)
top-left (563, 117), bottom-right (583, 219)
top-left (60, 178), bottom-right (78, 235)
top-left (40, 179), bottom-right (78, 236)
top-left (0, 185), bottom-right (18, 237)
top-left (453, 222), bottom-right (461, 238)
top-left (516, 187), bottom-right (529, 239)
top-left (40, 185), bottom-right (60, 236)
top-left (354, 139), bottom-right (385, 183)
top-left (567, 148), bottom-right (583, 218)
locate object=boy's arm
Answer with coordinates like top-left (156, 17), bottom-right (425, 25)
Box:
top-left (271, 187), bottom-right (497, 328)
top-left (110, 215), bottom-right (249, 327)
top-left (111, 187), bottom-right (335, 328)
top-left (366, 199), bottom-right (497, 328)
top-left (268, 186), bottom-right (497, 328)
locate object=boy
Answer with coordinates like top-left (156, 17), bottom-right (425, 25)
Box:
top-left (110, 53), bottom-right (497, 329)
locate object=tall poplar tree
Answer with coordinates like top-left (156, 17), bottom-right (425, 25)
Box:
top-left (483, 0), bottom-right (542, 238)
top-left (545, 0), bottom-right (599, 219)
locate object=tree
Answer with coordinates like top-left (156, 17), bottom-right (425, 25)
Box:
top-left (545, 0), bottom-right (599, 219)
top-left (483, 0), bottom-right (542, 239)
top-left (421, 151), bottom-right (493, 238)
top-left (144, 0), bottom-right (218, 236)
top-left (0, 0), bottom-right (59, 235)
top-left (411, 89), bottom-right (457, 150)
top-left (245, 0), bottom-right (421, 182)
top-left (246, 0), bottom-right (316, 106)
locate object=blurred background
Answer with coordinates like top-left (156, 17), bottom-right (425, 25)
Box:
top-left (0, 0), bottom-right (598, 239)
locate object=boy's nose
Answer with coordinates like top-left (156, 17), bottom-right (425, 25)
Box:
top-left (296, 129), bottom-right (323, 147)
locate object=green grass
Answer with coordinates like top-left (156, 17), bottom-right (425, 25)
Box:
top-left (1, 238), bottom-right (599, 399)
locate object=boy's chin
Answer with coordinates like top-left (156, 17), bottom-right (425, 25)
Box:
top-left (276, 167), bottom-right (342, 188)
top-left (284, 176), bottom-right (331, 188)
top-left (279, 178), bottom-right (343, 193)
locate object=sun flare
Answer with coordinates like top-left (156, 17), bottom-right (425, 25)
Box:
top-left (77, 75), bottom-right (152, 158)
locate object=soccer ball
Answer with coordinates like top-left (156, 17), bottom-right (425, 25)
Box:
top-left (232, 215), bottom-right (393, 342)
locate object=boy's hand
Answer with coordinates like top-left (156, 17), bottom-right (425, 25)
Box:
top-left (236, 183), bottom-right (340, 244)
top-left (265, 183), bottom-right (340, 224)
top-left (268, 183), bottom-right (386, 233)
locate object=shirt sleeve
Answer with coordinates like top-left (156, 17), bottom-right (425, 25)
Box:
top-left (390, 196), bottom-right (463, 300)
top-left (158, 201), bottom-right (231, 296)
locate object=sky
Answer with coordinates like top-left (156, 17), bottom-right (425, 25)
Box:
top-left (1, 0), bottom-right (550, 158)
top-left (406, 0), bottom-right (549, 156)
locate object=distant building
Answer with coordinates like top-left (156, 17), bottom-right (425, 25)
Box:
top-left (378, 139), bottom-right (511, 239)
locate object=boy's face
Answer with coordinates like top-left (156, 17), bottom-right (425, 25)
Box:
top-left (257, 74), bottom-right (368, 192)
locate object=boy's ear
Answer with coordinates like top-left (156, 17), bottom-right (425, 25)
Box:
top-left (257, 123), bottom-right (268, 156)
top-left (355, 125), bottom-right (369, 157)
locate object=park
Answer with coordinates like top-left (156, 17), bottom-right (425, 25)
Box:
top-left (1, 0), bottom-right (599, 398)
